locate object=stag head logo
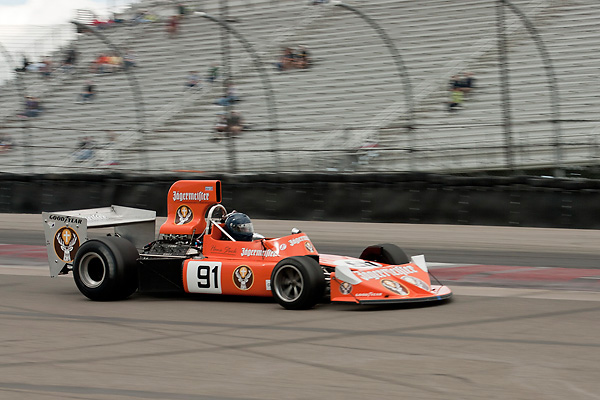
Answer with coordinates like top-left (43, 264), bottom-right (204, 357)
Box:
top-left (381, 279), bottom-right (409, 296)
top-left (53, 227), bottom-right (80, 262)
top-left (233, 265), bottom-right (254, 290)
top-left (339, 282), bottom-right (353, 295)
top-left (175, 205), bottom-right (193, 225)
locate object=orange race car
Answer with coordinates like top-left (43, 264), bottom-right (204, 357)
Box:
top-left (42, 180), bottom-right (452, 310)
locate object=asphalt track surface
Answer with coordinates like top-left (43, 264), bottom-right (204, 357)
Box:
top-left (1, 214), bottom-right (599, 400)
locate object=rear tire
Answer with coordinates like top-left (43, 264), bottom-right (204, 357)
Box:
top-left (271, 256), bottom-right (325, 310)
top-left (73, 236), bottom-right (139, 301)
top-left (359, 243), bottom-right (410, 265)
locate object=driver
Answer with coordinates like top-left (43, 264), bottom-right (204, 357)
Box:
top-left (224, 212), bottom-right (254, 241)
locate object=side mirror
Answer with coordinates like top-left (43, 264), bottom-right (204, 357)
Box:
top-left (334, 264), bottom-right (362, 285)
top-left (261, 239), bottom-right (280, 256)
top-left (291, 228), bottom-right (302, 234)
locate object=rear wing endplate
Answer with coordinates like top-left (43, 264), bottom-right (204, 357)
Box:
top-left (42, 205), bottom-right (156, 277)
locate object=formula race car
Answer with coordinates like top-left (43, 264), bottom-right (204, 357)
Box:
top-left (42, 180), bottom-right (452, 309)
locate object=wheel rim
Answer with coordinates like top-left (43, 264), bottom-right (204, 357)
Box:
top-left (273, 265), bottom-right (304, 303)
top-left (79, 252), bottom-right (106, 288)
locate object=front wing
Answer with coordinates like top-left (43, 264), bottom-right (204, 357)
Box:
top-left (330, 282), bottom-right (452, 304)
top-left (325, 253), bottom-right (453, 305)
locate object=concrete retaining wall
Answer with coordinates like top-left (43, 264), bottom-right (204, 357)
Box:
top-left (1, 172), bottom-right (599, 229)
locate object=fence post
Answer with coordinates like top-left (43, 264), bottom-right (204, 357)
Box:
top-left (496, 0), bottom-right (515, 172)
top-left (0, 42), bottom-right (31, 172)
top-left (70, 21), bottom-right (148, 171)
top-left (197, 11), bottom-right (280, 172)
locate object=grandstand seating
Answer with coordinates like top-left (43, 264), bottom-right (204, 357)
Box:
top-left (1, 0), bottom-right (599, 174)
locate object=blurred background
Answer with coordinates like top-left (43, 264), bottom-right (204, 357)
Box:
top-left (1, 0), bottom-right (599, 226)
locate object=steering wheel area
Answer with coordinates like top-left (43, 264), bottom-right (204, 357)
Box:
top-left (205, 204), bottom-right (228, 236)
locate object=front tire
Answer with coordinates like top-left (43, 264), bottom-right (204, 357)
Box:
top-left (73, 236), bottom-right (139, 301)
top-left (271, 256), bottom-right (325, 310)
top-left (359, 243), bottom-right (410, 265)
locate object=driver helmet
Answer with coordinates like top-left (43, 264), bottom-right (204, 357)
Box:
top-left (224, 212), bottom-right (254, 241)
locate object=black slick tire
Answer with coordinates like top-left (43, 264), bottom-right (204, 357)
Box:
top-left (271, 256), bottom-right (325, 310)
top-left (73, 236), bottom-right (139, 301)
top-left (359, 243), bottom-right (410, 265)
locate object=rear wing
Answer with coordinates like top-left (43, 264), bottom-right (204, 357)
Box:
top-left (42, 206), bottom-right (156, 277)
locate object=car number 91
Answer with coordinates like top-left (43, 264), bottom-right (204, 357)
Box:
top-left (185, 261), bottom-right (222, 294)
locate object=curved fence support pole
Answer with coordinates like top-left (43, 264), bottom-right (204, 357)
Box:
top-left (218, 1), bottom-right (237, 173)
top-left (197, 12), bottom-right (280, 172)
top-left (332, 1), bottom-right (415, 169)
top-left (503, 0), bottom-right (563, 176)
top-left (0, 43), bottom-right (30, 172)
top-left (496, 0), bottom-right (515, 172)
top-left (70, 21), bottom-right (148, 170)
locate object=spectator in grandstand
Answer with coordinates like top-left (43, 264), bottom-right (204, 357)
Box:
top-left (21, 55), bottom-right (31, 71)
top-left (177, 3), bottom-right (188, 17)
top-left (108, 53), bottom-right (123, 72)
top-left (16, 55), bottom-right (30, 72)
top-left (447, 72), bottom-right (475, 112)
top-left (294, 45), bottom-right (312, 69)
top-left (25, 60), bottom-right (45, 72)
top-left (275, 47), bottom-right (295, 71)
top-left (450, 72), bottom-right (476, 94)
top-left (39, 57), bottom-right (52, 79)
top-left (133, 10), bottom-right (159, 24)
top-left (0, 133), bottom-right (13, 152)
top-left (449, 74), bottom-right (461, 91)
top-left (90, 53), bottom-right (111, 73)
top-left (460, 71), bottom-right (476, 94)
top-left (74, 137), bottom-right (96, 161)
top-left (215, 82), bottom-right (240, 106)
top-left (206, 63), bottom-right (220, 83)
top-left (226, 111), bottom-right (244, 137)
top-left (214, 112), bottom-right (227, 134)
top-left (132, 11), bottom-right (145, 24)
top-left (78, 81), bottom-right (96, 103)
top-left (62, 47), bottom-right (77, 73)
top-left (92, 17), bottom-right (112, 29)
top-left (23, 96), bottom-right (42, 118)
top-left (76, 23), bottom-right (90, 34)
top-left (185, 71), bottom-right (201, 88)
top-left (102, 131), bottom-right (119, 165)
top-left (276, 46), bottom-right (311, 71)
top-left (355, 141), bottom-right (380, 166)
top-left (167, 15), bottom-right (180, 38)
top-left (111, 12), bottom-right (125, 24)
top-left (123, 49), bottom-right (137, 70)
top-left (448, 88), bottom-right (463, 112)
top-left (213, 111), bottom-right (245, 140)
